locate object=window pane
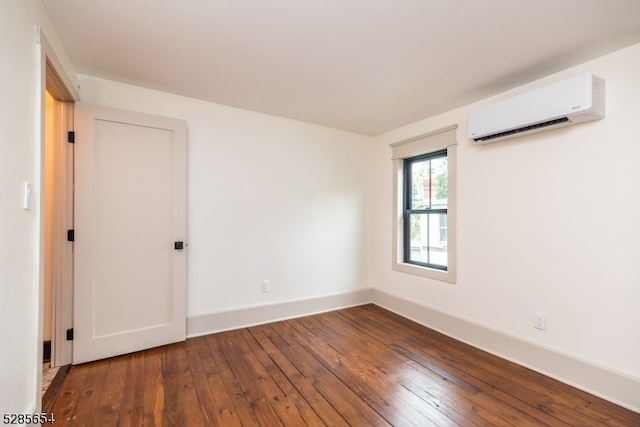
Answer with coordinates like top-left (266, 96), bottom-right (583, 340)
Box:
top-left (430, 156), bottom-right (447, 209)
top-left (410, 160), bottom-right (431, 209)
top-left (410, 155), bottom-right (447, 211)
top-left (408, 213), bottom-right (448, 268)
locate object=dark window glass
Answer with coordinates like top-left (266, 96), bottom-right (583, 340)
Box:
top-left (403, 150), bottom-right (448, 270)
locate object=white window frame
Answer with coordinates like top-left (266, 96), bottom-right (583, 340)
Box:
top-left (391, 125), bottom-right (457, 283)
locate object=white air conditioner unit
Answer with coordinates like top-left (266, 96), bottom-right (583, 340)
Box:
top-left (467, 73), bottom-right (605, 144)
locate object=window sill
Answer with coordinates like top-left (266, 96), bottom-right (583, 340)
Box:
top-left (392, 261), bottom-right (456, 284)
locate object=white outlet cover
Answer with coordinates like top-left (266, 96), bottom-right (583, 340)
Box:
top-left (534, 312), bottom-right (547, 330)
top-left (261, 280), bottom-right (270, 293)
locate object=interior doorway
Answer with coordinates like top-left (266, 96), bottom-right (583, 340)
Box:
top-left (43, 89), bottom-right (56, 376)
top-left (42, 89), bottom-right (72, 358)
top-left (41, 54), bottom-right (76, 405)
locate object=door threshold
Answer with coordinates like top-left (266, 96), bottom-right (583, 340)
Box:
top-left (42, 364), bottom-right (70, 414)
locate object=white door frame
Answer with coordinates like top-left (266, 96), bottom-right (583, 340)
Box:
top-left (37, 27), bottom-right (78, 403)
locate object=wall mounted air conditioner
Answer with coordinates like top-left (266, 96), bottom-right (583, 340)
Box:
top-left (467, 73), bottom-right (605, 144)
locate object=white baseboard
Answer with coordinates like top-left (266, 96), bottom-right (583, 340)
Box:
top-left (187, 288), bottom-right (374, 338)
top-left (371, 289), bottom-right (640, 413)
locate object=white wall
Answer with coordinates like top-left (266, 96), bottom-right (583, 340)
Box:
top-left (77, 76), bottom-right (373, 321)
top-left (372, 43), bottom-right (640, 408)
top-left (0, 0), bottom-right (77, 414)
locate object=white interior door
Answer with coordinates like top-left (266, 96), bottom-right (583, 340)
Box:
top-left (73, 103), bottom-right (187, 364)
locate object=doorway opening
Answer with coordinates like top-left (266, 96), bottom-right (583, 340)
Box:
top-left (42, 89), bottom-right (58, 392)
top-left (41, 56), bottom-right (75, 402)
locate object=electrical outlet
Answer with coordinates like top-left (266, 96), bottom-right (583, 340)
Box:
top-left (261, 280), bottom-right (270, 293)
top-left (533, 312), bottom-right (546, 330)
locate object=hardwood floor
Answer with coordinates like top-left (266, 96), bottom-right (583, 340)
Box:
top-left (46, 304), bottom-right (639, 426)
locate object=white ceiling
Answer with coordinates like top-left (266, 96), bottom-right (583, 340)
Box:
top-left (42, 0), bottom-right (640, 136)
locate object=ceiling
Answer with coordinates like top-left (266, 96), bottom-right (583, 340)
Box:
top-left (42, 0), bottom-right (640, 136)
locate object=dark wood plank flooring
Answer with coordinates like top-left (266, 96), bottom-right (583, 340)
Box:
top-left (46, 304), bottom-right (639, 426)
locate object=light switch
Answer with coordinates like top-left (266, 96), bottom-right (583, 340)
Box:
top-left (22, 182), bottom-right (32, 210)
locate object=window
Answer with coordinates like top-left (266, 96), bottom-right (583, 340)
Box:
top-left (391, 126), bottom-right (457, 283)
top-left (403, 150), bottom-right (448, 270)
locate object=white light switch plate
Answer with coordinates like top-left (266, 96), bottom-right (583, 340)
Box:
top-left (22, 182), bottom-right (32, 210)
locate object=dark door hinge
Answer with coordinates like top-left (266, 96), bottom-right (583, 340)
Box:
top-left (67, 131), bottom-right (75, 144)
top-left (66, 328), bottom-right (74, 341)
top-left (67, 229), bottom-right (75, 242)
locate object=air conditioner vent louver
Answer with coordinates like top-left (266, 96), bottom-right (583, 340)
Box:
top-left (468, 73), bottom-right (605, 144)
top-left (473, 117), bottom-right (570, 143)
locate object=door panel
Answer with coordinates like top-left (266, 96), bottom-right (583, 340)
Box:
top-left (73, 103), bottom-right (187, 364)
